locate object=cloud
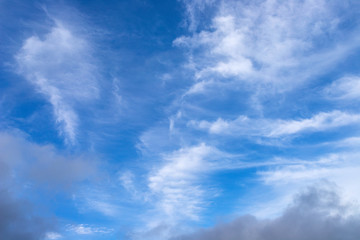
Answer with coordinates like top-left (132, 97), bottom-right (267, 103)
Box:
top-left (181, 0), bottom-right (216, 32)
top-left (67, 224), bottom-right (114, 235)
top-left (0, 186), bottom-right (55, 240)
top-left (45, 232), bottom-right (62, 240)
top-left (176, 0), bottom-right (359, 94)
top-left (0, 140), bottom-right (56, 240)
top-left (0, 130), bottom-right (100, 238)
top-left (190, 110), bottom-right (360, 138)
top-left (331, 137), bottom-right (360, 148)
top-left (148, 144), bottom-right (216, 222)
top-left (0, 131), bottom-right (97, 189)
top-left (16, 20), bottom-right (99, 144)
top-left (85, 199), bottom-right (120, 217)
top-left (258, 152), bottom-right (360, 202)
top-left (130, 143), bottom-right (238, 239)
top-left (119, 170), bottom-right (143, 200)
top-left (324, 76), bottom-right (360, 100)
top-left (173, 183), bottom-right (360, 240)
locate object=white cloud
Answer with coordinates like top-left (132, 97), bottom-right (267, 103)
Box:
top-left (181, 0), bottom-right (216, 32)
top-left (67, 224), bottom-right (113, 235)
top-left (129, 144), bottom-right (222, 240)
top-left (176, 0), bottom-right (358, 93)
top-left (16, 21), bottom-right (99, 144)
top-left (332, 137), bottom-right (360, 148)
top-left (86, 199), bottom-right (120, 217)
top-left (324, 76), bottom-right (360, 100)
top-left (191, 110), bottom-right (360, 138)
top-left (45, 232), bottom-right (62, 240)
top-left (148, 144), bottom-right (215, 222)
top-left (145, 142), bottom-right (263, 229)
top-left (74, 186), bottom-right (122, 217)
top-left (268, 111), bottom-right (360, 137)
top-left (184, 80), bottom-right (213, 95)
top-left (119, 170), bottom-right (143, 200)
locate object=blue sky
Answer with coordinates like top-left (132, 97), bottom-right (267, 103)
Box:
top-left (1, 0), bottom-right (360, 239)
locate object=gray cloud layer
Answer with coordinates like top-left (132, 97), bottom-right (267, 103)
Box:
top-left (0, 131), bottom-right (97, 189)
top-left (0, 161), bottom-right (54, 240)
top-left (174, 184), bottom-right (360, 240)
top-left (0, 131), bottom-right (98, 239)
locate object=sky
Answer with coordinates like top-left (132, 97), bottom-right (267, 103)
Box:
top-left (1, 0), bottom-right (360, 239)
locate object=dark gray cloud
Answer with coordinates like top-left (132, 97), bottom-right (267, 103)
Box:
top-left (0, 190), bottom-right (54, 240)
top-left (0, 162), bottom-right (55, 240)
top-left (0, 131), bottom-right (98, 239)
top-left (173, 183), bottom-right (360, 240)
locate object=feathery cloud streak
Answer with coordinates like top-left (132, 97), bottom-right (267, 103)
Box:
top-left (16, 21), bottom-right (99, 144)
top-left (190, 110), bottom-right (360, 138)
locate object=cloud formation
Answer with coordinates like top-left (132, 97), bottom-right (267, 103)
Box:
top-left (148, 144), bottom-right (216, 221)
top-left (258, 152), bottom-right (360, 203)
top-left (0, 131), bottom-right (97, 189)
top-left (173, 183), bottom-right (360, 240)
top-left (0, 130), bottom-right (99, 238)
top-left (0, 187), bottom-right (54, 240)
top-left (66, 224), bottom-right (113, 235)
top-left (176, 0), bottom-right (359, 94)
top-left (0, 147), bottom-right (54, 240)
top-left (16, 21), bottom-right (99, 144)
top-left (2, 1), bottom-right (360, 239)
top-left (190, 110), bottom-right (360, 138)
top-left (324, 76), bottom-right (360, 100)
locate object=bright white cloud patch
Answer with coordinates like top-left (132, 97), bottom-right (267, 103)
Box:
top-left (324, 76), bottom-right (360, 100)
top-left (176, 0), bottom-right (357, 92)
top-left (16, 22), bottom-right (99, 144)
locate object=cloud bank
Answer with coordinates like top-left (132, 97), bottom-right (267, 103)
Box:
top-left (174, 183), bottom-right (360, 240)
top-left (0, 130), bottom-right (98, 239)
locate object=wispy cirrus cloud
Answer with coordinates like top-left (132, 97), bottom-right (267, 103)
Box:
top-left (66, 224), bottom-right (114, 235)
top-left (148, 144), bottom-right (216, 222)
top-left (189, 110), bottom-right (360, 138)
top-left (126, 143), bottom-right (244, 239)
top-left (16, 20), bottom-right (99, 144)
top-left (324, 75), bottom-right (360, 100)
top-left (176, 0), bottom-right (359, 94)
top-left (181, 0), bottom-right (216, 32)
top-left (259, 152), bottom-right (360, 195)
